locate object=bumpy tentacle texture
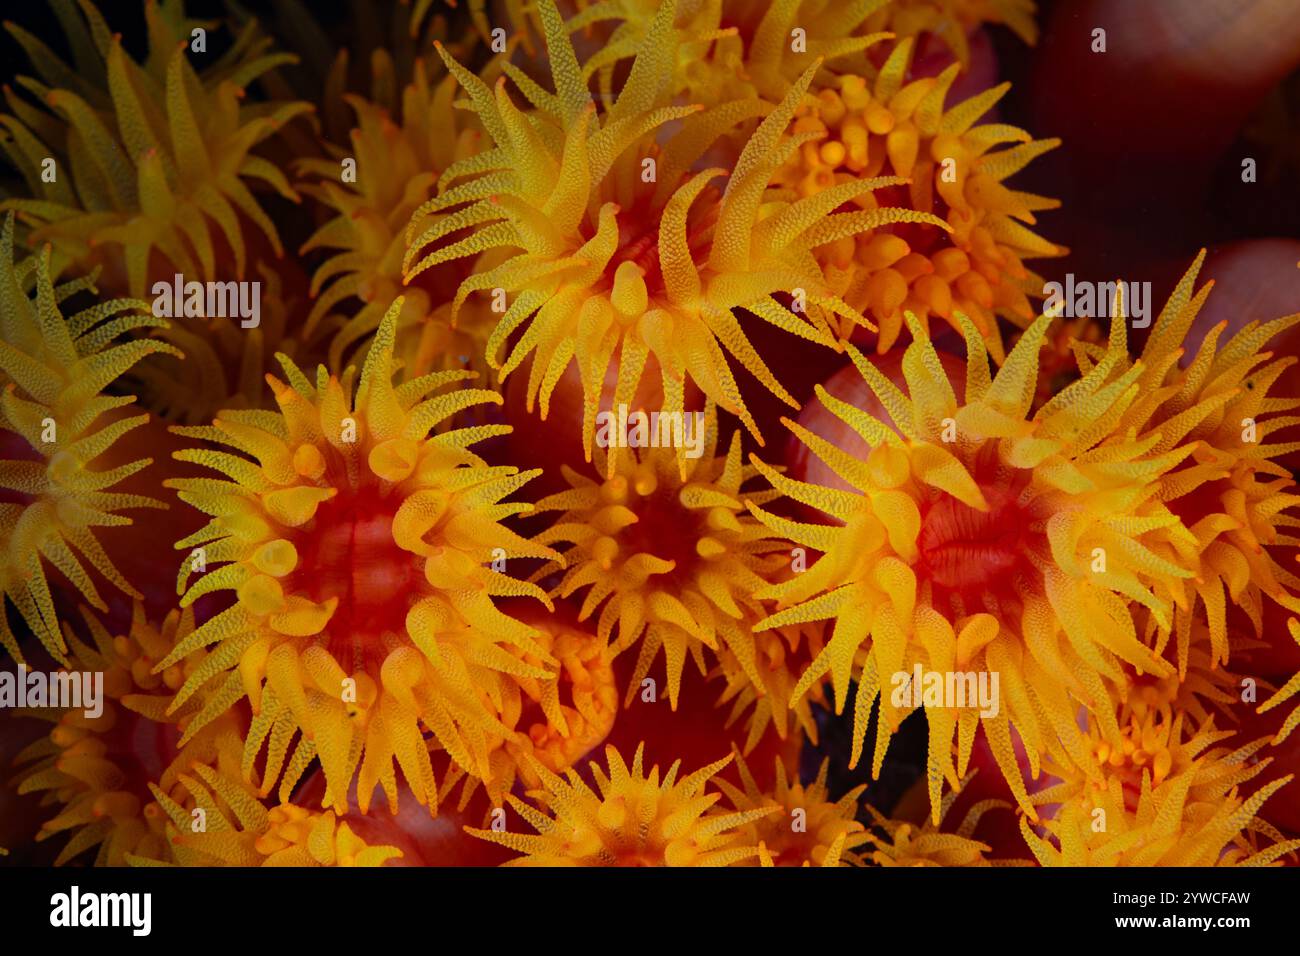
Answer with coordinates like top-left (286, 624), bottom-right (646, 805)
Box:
top-left (864, 771), bottom-right (1021, 865)
top-left (0, 0), bottom-right (310, 295)
top-left (12, 603), bottom-right (244, 865)
top-left (144, 763), bottom-right (402, 866)
top-left (564, 3), bottom-right (1059, 363)
top-left (750, 303), bottom-right (1209, 824)
top-left (0, 213), bottom-right (178, 664)
top-left (160, 297), bottom-right (559, 816)
top-left (532, 406), bottom-right (792, 711)
top-left (1093, 254), bottom-right (1300, 671)
top-left (575, 0), bottom-right (1037, 103)
top-left (1022, 698), bottom-right (1300, 866)
top-left (1258, 619), bottom-right (1300, 744)
top-left (449, 610), bottom-right (620, 811)
top-left (299, 58), bottom-right (494, 382)
top-left (773, 36), bottom-right (1062, 361)
top-left (465, 742), bottom-right (776, 865)
top-left (715, 755), bottom-right (870, 866)
top-left (0, 1), bottom-right (314, 422)
top-left (405, 0), bottom-right (947, 462)
top-left (711, 619), bottom-right (826, 753)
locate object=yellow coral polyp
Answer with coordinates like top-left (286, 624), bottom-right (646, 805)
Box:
top-left (147, 763), bottom-right (401, 866)
top-left (775, 37), bottom-right (1063, 361)
top-left (1092, 255), bottom-right (1300, 669)
top-left (0, 0), bottom-right (310, 295)
top-left (450, 610), bottom-right (620, 810)
top-left (533, 407), bottom-right (792, 711)
top-left (749, 306), bottom-right (1206, 822)
top-left (716, 755), bottom-right (870, 866)
top-left (405, 0), bottom-right (946, 457)
top-left (159, 296), bottom-right (560, 816)
top-left (561, 4), bottom-right (1056, 365)
top-left (1024, 707), bottom-right (1300, 866)
top-left (0, 214), bottom-right (178, 664)
top-left (299, 57), bottom-right (494, 379)
top-left (864, 772), bottom-right (1020, 865)
top-left (466, 743), bottom-right (776, 866)
top-left (711, 619), bottom-right (826, 752)
top-left (13, 602), bottom-right (243, 866)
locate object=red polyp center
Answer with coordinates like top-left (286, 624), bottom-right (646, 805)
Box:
top-left (292, 489), bottom-right (422, 666)
top-left (917, 482), bottom-right (1031, 603)
top-left (1166, 473), bottom-right (1230, 530)
top-left (619, 486), bottom-right (706, 588)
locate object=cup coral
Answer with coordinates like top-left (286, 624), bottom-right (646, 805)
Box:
top-left (160, 298), bottom-right (558, 815)
top-left (0, 0), bottom-right (309, 295)
top-left (0, 213), bottom-right (178, 664)
top-left (405, 0), bottom-right (945, 456)
top-left (532, 408), bottom-right (792, 710)
top-left (465, 742), bottom-right (776, 865)
top-left (12, 602), bottom-right (243, 865)
top-left (1, 0), bottom-right (1299, 887)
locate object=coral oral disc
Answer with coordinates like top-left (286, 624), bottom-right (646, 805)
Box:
top-left (295, 493), bottom-right (420, 653)
top-left (917, 484), bottom-right (1027, 595)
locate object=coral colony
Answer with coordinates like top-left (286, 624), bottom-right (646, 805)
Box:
top-left (0, 0), bottom-right (1299, 876)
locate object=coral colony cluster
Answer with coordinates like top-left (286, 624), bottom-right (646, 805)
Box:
top-left (0, 0), bottom-right (1298, 870)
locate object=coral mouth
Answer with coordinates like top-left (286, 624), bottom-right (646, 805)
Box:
top-left (617, 485), bottom-right (707, 585)
top-left (292, 490), bottom-right (422, 662)
top-left (917, 484), bottom-right (1029, 597)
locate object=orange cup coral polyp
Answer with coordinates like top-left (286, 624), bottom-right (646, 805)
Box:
top-left (750, 306), bottom-right (1203, 819)
top-left (466, 743), bottom-right (776, 866)
top-left (406, 0), bottom-right (947, 456)
top-left (532, 412), bottom-right (794, 713)
top-left (161, 298), bottom-right (560, 815)
top-left (14, 603), bottom-right (244, 866)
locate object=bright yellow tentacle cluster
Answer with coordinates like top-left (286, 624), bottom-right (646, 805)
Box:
top-left (0, 214), bottom-right (178, 664)
top-left (864, 772), bottom-right (1020, 865)
top-left (711, 619), bottom-right (826, 752)
top-left (0, 0), bottom-right (311, 296)
top-left (533, 408), bottom-right (791, 711)
top-left (560, 3), bottom-right (1058, 365)
top-left (299, 58), bottom-right (494, 380)
top-left (750, 306), bottom-right (1204, 822)
top-left (776, 37), bottom-right (1063, 361)
top-left (716, 755), bottom-right (869, 866)
top-left (1023, 711), bottom-right (1300, 866)
top-left (573, 0), bottom-right (1037, 109)
top-left (405, 0), bottom-right (946, 452)
top-left (1097, 255), bottom-right (1300, 670)
top-left (144, 763), bottom-right (402, 866)
top-left (448, 610), bottom-right (620, 810)
top-left (12, 603), bottom-right (244, 865)
top-left (159, 297), bottom-right (559, 816)
top-left (465, 743), bottom-right (776, 865)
